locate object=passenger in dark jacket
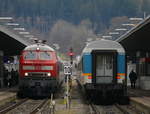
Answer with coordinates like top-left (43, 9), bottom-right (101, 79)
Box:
top-left (3, 69), bottom-right (8, 87)
top-left (11, 69), bottom-right (16, 86)
top-left (129, 70), bottom-right (137, 88)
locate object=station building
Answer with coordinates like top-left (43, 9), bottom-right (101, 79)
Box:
top-left (116, 16), bottom-right (150, 90)
top-left (0, 25), bottom-right (29, 87)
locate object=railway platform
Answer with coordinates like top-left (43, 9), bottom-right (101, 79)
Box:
top-left (128, 87), bottom-right (150, 113)
top-left (0, 87), bottom-right (17, 107)
top-left (55, 79), bottom-right (88, 114)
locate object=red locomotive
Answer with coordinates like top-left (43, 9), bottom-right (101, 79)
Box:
top-left (18, 41), bottom-right (59, 97)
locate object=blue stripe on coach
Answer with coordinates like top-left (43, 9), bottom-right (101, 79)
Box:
top-left (83, 54), bottom-right (92, 73)
top-left (117, 54), bottom-right (125, 73)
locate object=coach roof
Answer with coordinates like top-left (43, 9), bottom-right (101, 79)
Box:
top-left (24, 44), bottom-right (55, 51)
top-left (83, 39), bottom-right (125, 53)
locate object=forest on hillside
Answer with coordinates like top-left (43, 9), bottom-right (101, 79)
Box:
top-left (0, 0), bottom-right (150, 54)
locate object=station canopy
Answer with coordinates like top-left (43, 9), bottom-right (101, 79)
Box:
top-left (0, 25), bottom-right (29, 56)
top-left (116, 16), bottom-right (150, 55)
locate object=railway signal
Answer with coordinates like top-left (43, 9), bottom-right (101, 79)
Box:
top-left (68, 47), bottom-right (74, 65)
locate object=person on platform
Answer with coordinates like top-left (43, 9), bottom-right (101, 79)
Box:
top-left (11, 69), bottom-right (16, 86)
top-left (3, 68), bottom-right (8, 87)
top-left (129, 69), bottom-right (137, 88)
top-left (7, 71), bottom-right (12, 87)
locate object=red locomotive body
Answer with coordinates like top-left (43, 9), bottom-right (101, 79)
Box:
top-left (18, 43), bottom-right (59, 97)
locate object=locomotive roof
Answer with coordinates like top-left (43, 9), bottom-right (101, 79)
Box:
top-left (83, 39), bottom-right (125, 53)
top-left (24, 43), bottom-right (55, 51)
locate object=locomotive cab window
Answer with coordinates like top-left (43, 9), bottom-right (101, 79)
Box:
top-left (24, 51), bottom-right (37, 60)
top-left (39, 52), bottom-right (51, 60)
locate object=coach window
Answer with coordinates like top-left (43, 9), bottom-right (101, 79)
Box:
top-left (96, 55), bottom-right (113, 83)
top-left (147, 62), bottom-right (150, 75)
top-left (105, 55), bottom-right (113, 76)
top-left (96, 55), bottom-right (113, 76)
top-left (96, 55), bottom-right (104, 76)
top-left (139, 62), bottom-right (145, 76)
top-left (39, 52), bottom-right (51, 60)
top-left (24, 51), bottom-right (37, 60)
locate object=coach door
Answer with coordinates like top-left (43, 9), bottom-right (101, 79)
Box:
top-left (92, 51), bottom-right (117, 84)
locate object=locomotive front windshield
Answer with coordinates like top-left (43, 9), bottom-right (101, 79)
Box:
top-left (39, 52), bottom-right (51, 60)
top-left (24, 51), bottom-right (37, 60)
top-left (24, 51), bottom-right (51, 60)
top-left (96, 54), bottom-right (114, 83)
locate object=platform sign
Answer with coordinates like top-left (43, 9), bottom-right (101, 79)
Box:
top-left (64, 65), bottom-right (72, 75)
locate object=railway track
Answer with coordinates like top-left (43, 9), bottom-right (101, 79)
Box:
top-left (89, 103), bottom-right (145, 114)
top-left (30, 98), bottom-right (49, 114)
top-left (89, 103), bottom-right (100, 114)
top-left (0, 98), bottom-right (28, 114)
top-left (115, 104), bottom-right (145, 114)
top-left (1, 78), bottom-right (145, 114)
top-left (89, 104), bottom-right (124, 114)
top-left (0, 78), bottom-right (64, 114)
top-left (76, 79), bottom-right (145, 114)
top-left (0, 98), bottom-right (50, 114)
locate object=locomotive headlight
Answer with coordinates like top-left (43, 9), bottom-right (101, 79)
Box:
top-left (25, 72), bottom-right (28, 76)
top-left (47, 73), bottom-right (51, 76)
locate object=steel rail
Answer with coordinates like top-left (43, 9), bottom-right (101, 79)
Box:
top-left (0, 98), bottom-right (28, 114)
top-left (115, 104), bottom-right (130, 114)
top-left (30, 99), bottom-right (48, 114)
top-left (90, 104), bottom-right (101, 114)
